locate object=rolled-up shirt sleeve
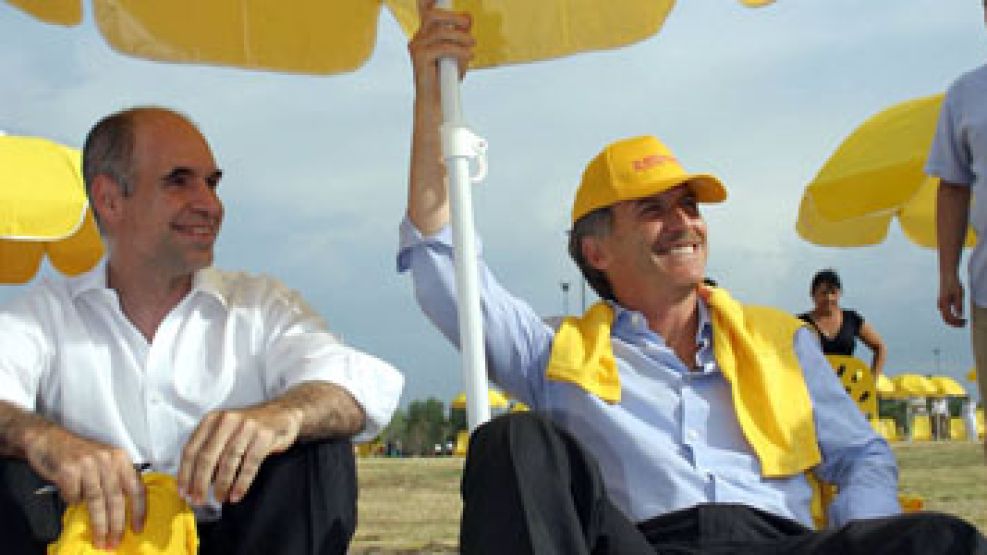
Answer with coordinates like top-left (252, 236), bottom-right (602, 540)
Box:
top-left (796, 329), bottom-right (901, 526)
top-left (396, 217), bottom-right (554, 409)
top-left (926, 88), bottom-right (974, 184)
top-left (262, 284), bottom-right (404, 443)
top-left (0, 292), bottom-right (52, 411)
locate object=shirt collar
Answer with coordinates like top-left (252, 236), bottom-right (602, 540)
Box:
top-left (607, 296), bottom-right (712, 343)
top-left (67, 257), bottom-right (229, 309)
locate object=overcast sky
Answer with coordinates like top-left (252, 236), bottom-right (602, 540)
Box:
top-left (1, 1), bottom-right (984, 405)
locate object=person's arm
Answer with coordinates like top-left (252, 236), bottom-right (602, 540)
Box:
top-left (406, 0), bottom-right (474, 234)
top-left (176, 381), bottom-right (361, 506)
top-left (937, 180), bottom-right (971, 327)
top-left (400, 2), bottom-right (553, 406)
top-left (178, 275), bottom-right (403, 507)
top-left (0, 293), bottom-right (146, 550)
top-left (0, 401), bottom-right (146, 550)
top-left (794, 329), bottom-right (900, 526)
top-left (856, 321), bottom-right (887, 375)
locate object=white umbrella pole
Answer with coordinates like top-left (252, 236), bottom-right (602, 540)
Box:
top-left (437, 0), bottom-right (491, 432)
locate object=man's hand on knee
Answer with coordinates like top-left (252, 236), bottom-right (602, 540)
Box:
top-left (24, 426), bottom-right (145, 550)
top-left (178, 406), bottom-right (302, 506)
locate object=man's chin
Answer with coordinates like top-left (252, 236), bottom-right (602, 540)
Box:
top-left (185, 251), bottom-right (214, 271)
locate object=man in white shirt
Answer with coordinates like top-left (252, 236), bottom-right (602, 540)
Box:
top-left (0, 107), bottom-right (404, 553)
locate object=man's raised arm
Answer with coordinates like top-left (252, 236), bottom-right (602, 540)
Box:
top-left (406, 0), bottom-right (474, 235)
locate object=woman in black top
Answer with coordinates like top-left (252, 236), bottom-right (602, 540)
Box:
top-left (799, 269), bottom-right (887, 374)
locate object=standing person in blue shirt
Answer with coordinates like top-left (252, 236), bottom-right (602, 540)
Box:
top-left (927, 0), bottom-right (987, 458)
top-left (798, 268), bottom-right (888, 375)
top-left (398, 1), bottom-right (986, 553)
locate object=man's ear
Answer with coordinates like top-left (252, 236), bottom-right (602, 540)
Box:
top-left (89, 175), bottom-right (125, 228)
top-left (581, 235), bottom-right (611, 272)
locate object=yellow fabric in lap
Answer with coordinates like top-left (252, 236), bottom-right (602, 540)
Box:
top-left (546, 287), bottom-right (821, 477)
top-left (48, 473), bottom-right (198, 554)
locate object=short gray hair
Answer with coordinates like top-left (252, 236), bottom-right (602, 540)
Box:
top-left (567, 206), bottom-right (616, 302)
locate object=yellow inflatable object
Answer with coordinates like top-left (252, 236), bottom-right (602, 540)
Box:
top-left (48, 473), bottom-right (198, 554)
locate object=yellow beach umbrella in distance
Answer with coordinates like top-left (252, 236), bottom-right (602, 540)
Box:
top-left (967, 367), bottom-right (978, 382)
top-left (451, 389), bottom-right (509, 410)
top-left (892, 373), bottom-right (938, 397)
top-left (796, 94), bottom-right (977, 249)
top-left (875, 373), bottom-right (895, 397)
top-left (929, 375), bottom-right (967, 397)
top-left (0, 135), bottom-right (104, 283)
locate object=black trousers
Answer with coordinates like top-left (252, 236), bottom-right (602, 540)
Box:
top-left (0, 438), bottom-right (357, 555)
top-left (461, 412), bottom-right (987, 555)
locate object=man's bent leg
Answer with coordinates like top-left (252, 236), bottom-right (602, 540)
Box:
top-left (460, 412), bottom-right (653, 555)
top-left (199, 438), bottom-right (357, 555)
top-left (0, 458), bottom-right (65, 554)
top-left (778, 511), bottom-right (987, 555)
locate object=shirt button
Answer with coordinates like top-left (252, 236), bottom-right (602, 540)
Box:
top-left (687, 429), bottom-right (700, 441)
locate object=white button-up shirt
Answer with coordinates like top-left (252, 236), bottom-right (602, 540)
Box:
top-left (0, 260), bottom-right (403, 475)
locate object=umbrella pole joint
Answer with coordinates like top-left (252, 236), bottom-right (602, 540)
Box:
top-left (441, 123), bottom-right (488, 183)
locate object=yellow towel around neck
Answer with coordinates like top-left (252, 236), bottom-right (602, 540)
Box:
top-left (47, 473), bottom-right (198, 555)
top-left (546, 286), bottom-right (821, 477)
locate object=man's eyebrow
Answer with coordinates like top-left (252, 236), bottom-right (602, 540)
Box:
top-left (162, 167), bottom-right (195, 181)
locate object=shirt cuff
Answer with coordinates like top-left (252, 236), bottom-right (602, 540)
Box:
top-left (397, 217), bottom-right (483, 272)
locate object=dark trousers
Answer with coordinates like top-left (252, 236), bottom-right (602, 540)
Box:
top-left (0, 438), bottom-right (357, 555)
top-left (461, 412), bottom-right (987, 555)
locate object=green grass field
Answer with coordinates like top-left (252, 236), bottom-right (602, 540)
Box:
top-left (350, 442), bottom-right (986, 553)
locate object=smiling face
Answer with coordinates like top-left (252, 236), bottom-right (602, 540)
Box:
top-left (103, 110), bottom-right (224, 278)
top-left (582, 184), bottom-right (707, 306)
top-left (811, 282), bottom-right (842, 312)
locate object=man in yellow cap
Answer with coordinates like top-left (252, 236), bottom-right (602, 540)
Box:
top-left (398, 2), bottom-right (986, 553)
top-left (0, 106), bottom-right (404, 553)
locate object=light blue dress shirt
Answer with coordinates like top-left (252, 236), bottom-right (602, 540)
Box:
top-left (398, 219), bottom-right (900, 528)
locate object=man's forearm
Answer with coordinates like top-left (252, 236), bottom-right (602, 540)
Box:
top-left (937, 181), bottom-right (971, 278)
top-left (266, 382), bottom-right (366, 441)
top-left (407, 95), bottom-right (451, 235)
top-left (0, 400), bottom-right (53, 459)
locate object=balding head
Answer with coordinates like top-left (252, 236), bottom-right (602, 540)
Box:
top-left (82, 107), bottom-right (198, 230)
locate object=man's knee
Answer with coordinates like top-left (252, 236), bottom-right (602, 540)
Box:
top-left (468, 412), bottom-right (558, 459)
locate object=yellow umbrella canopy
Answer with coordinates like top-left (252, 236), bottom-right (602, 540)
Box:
top-left (891, 373), bottom-right (938, 397)
top-left (9, 0), bottom-right (779, 75)
top-left (968, 367), bottom-right (978, 382)
top-left (796, 94), bottom-right (977, 249)
top-left (451, 389), bottom-right (509, 410)
top-left (0, 135), bottom-right (104, 283)
top-left (928, 375), bottom-right (967, 397)
top-left (11, 0), bottom-right (673, 74)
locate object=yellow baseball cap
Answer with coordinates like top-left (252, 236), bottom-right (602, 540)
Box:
top-left (571, 135), bottom-right (727, 223)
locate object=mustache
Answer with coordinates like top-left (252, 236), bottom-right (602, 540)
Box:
top-left (653, 231), bottom-right (704, 252)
